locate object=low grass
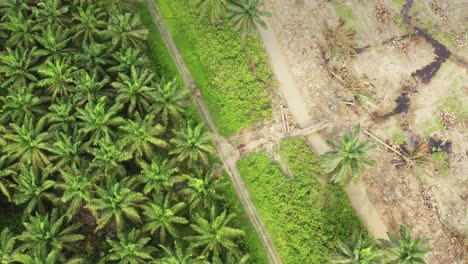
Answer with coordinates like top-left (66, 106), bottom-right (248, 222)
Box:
top-left (155, 0), bottom-right (273, 136)
top-left (332, 0), bottom-right (357, 33)
top-left (238, 137), bottom-right (364, 263)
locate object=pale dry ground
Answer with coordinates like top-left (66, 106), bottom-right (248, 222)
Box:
top-left (261, 0), bottom-right (467, 263)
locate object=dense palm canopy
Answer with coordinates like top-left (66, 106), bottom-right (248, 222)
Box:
top-left (0, 228), bottom-right (18, 263)
top-left (106, 229), bottom-right (156, 263)
top-left (321, 124), bottom-right (376, 184)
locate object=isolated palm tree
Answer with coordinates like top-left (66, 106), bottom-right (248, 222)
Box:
top-left (3, 117), bottom-right (53, 169)
top-left (18, 209), bottom-right (84, 261)
top-left (153, 78), bottom-right (189, 125)
top-left (32, 0), bottom-right (69, 26)
top-left (0, 228), bottom-right (19, 263)
top-left (0, 156), bottom-right (15, 201)
top-left (333, 231), bottom-right (380, 264)
top-left (12, 165), bottom-right (56, 216)
top-left (228, 0), bottom-right (271, 39)
top-left (48, 131), bottom-right (87, 172)
top-left (321, 124), bottom-right (375, 184)
top-left (108, 47), bottom-right (149, 74)
top-left (104, 12), bottom-right (148, 49)
top-left (72, 70), bottom-right (110, 106)
top-left (55, 166), bottom-right (94, 219)
top-left (185, 206), bottom-right (244, 262)
top-left (37, 58), bottom-right (77, 99)
top-left (142, 195), bottom-right (188, 244)
top-left (106, 229), bottom-right (156, 264)
top-left (0, 47), bottom-right (38, 87)
top-left (378, 225), bottom-right (431, 264)
top-left (1, 85), bottom-right (49, 123)
top-left (34, 25), bottom-right (71, 59)
top-left (137, 159), bottom-right (183, 195)
top-left (88, 136), bottom-right (132, 177)
top-left (170, 122), bottom-right (215, 168)
top-left (119, 113), bottom-right (167, 160)
top-left (193, 0), bottom-right (228, 25)
top-left (87, 181), bottom-right (146, 231)
top-left (1, 12), bottom-right (38, 48)
top-left (76, 96), bottom-right (124, 145)
top-left (71, 4), bottom-right (106, 44)
top-left (182, 168), bottom-right (226, 211)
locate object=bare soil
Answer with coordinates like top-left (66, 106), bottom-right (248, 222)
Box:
top-left (259, 0), bottom-right (468, 263)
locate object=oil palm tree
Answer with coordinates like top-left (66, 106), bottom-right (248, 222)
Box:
top-left (104, 12), bottom-right (148, 49)
top-left (108, 47), bottom-right (149, 74)
top-left (152, 78), bottom-right (189, 125)
top-left (193, 0), bottom-right (228, 25)
top-left (32, 0), bottom-right (69, 26)
top-left (185, 206), bottom-right (244, 262)
top-left (87, 181), bottom-right (146, 232)
top-left (14, 248), bottom-right (59, 264)
top-left (332, 231), bottom-right (380, 264)
top-left (0, 0), bottom-right (29, 19)
top-left (1, 85), bottom-right (49, 123)
top-left (106, 229), bottom-right (156, 264)
top-left (142, 195), bottom-right (188, 244)
top-left (378, 225), bottom-right (431, 264)
top-left (55, 166), bottom-right (94, 219)
top-left (1, 12), bottom-right (38, 48)
top-left (34, 25), bottom-right (72, 60)
top-left (112, 66), bottom-right (156, 116)
top-left (48, 131), bottom-right (88, 172)
top-left (119, 113), bottom-right (167, 160)
top-left (170, 122), bottom-right (215, 168)
top-left (74, 43), bottom-right (111, 75)
top-left (0, 47), bottom-right (39, 87)
top-left (228, 0), bottom-right (271, 39)
top-left (12, 165), bottom-right (56, 217)
top-left (136, 159), bottom-right (183, 195)
top-left (157, 242), bottom-right (198, 264)
top-left (182, 168), bottom-right (226, 211)
top-left (3, 117), bottom-right (53, 170)
top-left (0, 228), bottom-right (19, 264)
top-left (37, 58), bottom-right (77, 99)
top-left (321, 124), bottom-right (375, 184)
top-left (0, 156), bottom-right (15, 201)
top-left (71, 4), bottom-right (106, 44)
top-left (45, 100), bottom-right (76, 133)
top-left (88, 136), bottom-right (132, 178)
top-left (72, 70), bottom-right (111, 107)
top-left (17, 209), bottom-right (84, 261)
top-left (75, 96), bottom-right (125, 145)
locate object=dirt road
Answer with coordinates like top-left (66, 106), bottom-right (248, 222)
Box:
top-left (258, 22), bottom-right (389, 239)
top-left (144, 1), bottom-right (283, 263)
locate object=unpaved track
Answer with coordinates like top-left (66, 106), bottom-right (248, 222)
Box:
top-left (144, 1), bottom-right (283, 263)
top-left (258, 22), bottom-right (389, 239)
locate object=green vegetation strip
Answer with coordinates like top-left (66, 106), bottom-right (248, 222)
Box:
top-left (238, 137), bottom-right (363, 263)
top-left (155, 0), bottom-right (273, 136)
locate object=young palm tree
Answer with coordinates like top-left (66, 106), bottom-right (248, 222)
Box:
top-left (71, 4), bottom-right (106, 44)
top-left (1, 12), bottom-right (38, 48)
top-left (193, 0), bottom-right (228, 25)
top-left (3, 117), bottom-right (53, 169)
top-left (37, 58), bottom-right (77, 99)
top-left (32, 0), bottom-right (69, 26)
top-left (152, 78), bottom-right (189, 125)
top-left (321, 124), bottom-right (375, 184)
top-left (88, 136), bottom-right (132, 177)
top-left (142, 195), bottom-right (188, 244)
top-left (75, 96), bottom-right (125, 145)
top-left (1, 85), bottom-right (49, 123)
top-left (106, 229), bottom-right (156, 263)
top-left (45, 100), bottom-right (76, 133)
top-left (182, 168), bottom-right (226, 211)
top-left (137, 159), bottom-right (183, 195)
top-left (12, 165), bottom-right (56, 216)
top-left (87, 181), bottom-right (146, 232)
top-left (74, 43), bottom-right (111, 75)
top-left (0, 47), bottom-right (39, 87)
top-left (108, 47), bottom-right (149, 74)
top-left (112, 66), bottom-right (156, 116)
top-left (228, 0), bottom-right (271, 39)
top-left (0, 228), bottom-right (19, 263)
top-left (48, 131), bottom-right (87, 172)
top-left (332, 231), bottom-right (380, 264)
top-left (34, 25), bottom-right (72, 60)
top-left (378, 225), bottom-right (431, 264)
top-left (185, 206), bottom-right (245, 262)
top-left (0, 156), bottom-right (15, 201)
top-left (17, 209), bottom-right (84, 261)
top-left (119, 113), bottom-right (167, 160)
top-left (157, 242), bottom-right (197, 264)
top-left (72, 70), bottom-right (111, 107)
top-left (104, 12), bottom-right (148, 49)
top-left (170, 122), bottom-right (215, 168)
top-left (55, 166), bottom-right (94, 219)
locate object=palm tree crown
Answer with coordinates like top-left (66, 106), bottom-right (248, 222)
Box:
top-left (228, 0), bottom-right (271, 39)
top-left (106, 229), bottom-right (156, 264)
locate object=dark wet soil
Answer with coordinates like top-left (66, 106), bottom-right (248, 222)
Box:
top-left (428, 137), bottom-right (453, 153)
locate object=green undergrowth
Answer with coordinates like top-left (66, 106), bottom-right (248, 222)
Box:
top-left (332, 0), bottom-right (357, 33)
top-left (238, 137), bottom-right (364, 263)
top-left (155, 0), bottom-right (273, 136)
